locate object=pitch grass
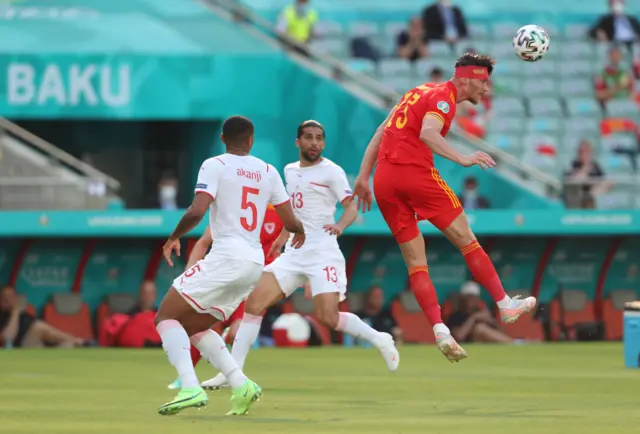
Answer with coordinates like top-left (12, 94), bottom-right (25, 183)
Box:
top-left (0, 343), bottom-right (638, 434)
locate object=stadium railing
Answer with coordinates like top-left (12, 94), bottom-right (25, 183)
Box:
top-left (0, 117), bottom-right (121, 210)
top-left (203, 0), bottom-right (562, 198)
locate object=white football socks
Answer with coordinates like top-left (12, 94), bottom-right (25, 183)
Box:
top-left (336, 312), bottom-right (382, 346)
top-left (191, 330), bottom-right (247, 389)
top-left (156, 319), bottom-right (200, 388)
top-left (230, 313), bottom-right (263, 370)
top-left (497, 295), bottom-right (512, 309)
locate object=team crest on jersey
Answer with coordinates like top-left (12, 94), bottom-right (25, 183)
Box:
top-left (264, 222), bottom-right (276, 234)
top-left (437, 101), bottom-right (450, 114)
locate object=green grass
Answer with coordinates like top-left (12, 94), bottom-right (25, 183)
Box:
top-left (0, 344), bottom-right (638, 433)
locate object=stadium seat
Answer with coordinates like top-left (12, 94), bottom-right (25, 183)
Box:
top-left (559, 78), bottom-right (594, 97)
top-left (457, 41), bottom-right (490, 55)
top-left (309, 38), bottom-right (347, 58)
top-left (429, 41), bottom-right (453, 57)
top-left (492, 22), bottom-right (520, 39)
top-left (522, 152), bottom-right (559, 174)
top-left (487, 117), bottom-right (525, 134)
top-left (560, 41), bottom-right (595, 59)
top-left (601, 154), bottom-right (634, 175)
top-left (559, 61), bottom-right (594, 77)
top-left (347, 58), bottom-right (376, 76)
top-left (601, 134), bottom-right (637, 152)
top-left (566, 98), bottom-right (601, 117)
top-left (529, 97), bottom-right (564, 117)
top-left (550, 290), bottom-right (595, 340)
top-left (493, 60), bottom-right (524, 76)
top-left (597, 192), bottom-right (634, 209)
top-left (521, 78), bottom-right (557, 98)
top-left (603, 290), bottom-right (637, 340)
top-left (378, 58), bottom-right (412, 78)
top-left (605, 99), bottom-right (638, 118)
top-left (493, 76), bottom-right (521, 95)
top-left (523, 59), bottom-right (559, 77)
top-left (348, 21), bottom-right (379, 38)
top-left (44, 293), bottom-right (94, 341)
top-left (527, 118), bottom-right (563, 134)
top-left (315, 21), bottom-right (343, 37)
top-left (486, 134), bottom-right (522, 154)
top-left (391, 292), bottom-right (434, 344)
top-left (468, 22), bottom-right (490, 39)
top-left (564, 116), bottom-right (601, 136)
top-left (499, 291), bottom-right (544, 341)
top-left (490, 40), bottom-right (516, 58)
top-left (493, 97), bottom-right (526, 116)
top-left (383, 77), bottom-right (418, 93)
top-left (383, 22), bottom-right (406, 38)
top-left (563, 23), bottom-right (590, 39)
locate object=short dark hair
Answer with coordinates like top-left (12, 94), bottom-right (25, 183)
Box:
top-left (455, 52), bottom-right (496, 76)
top-left (296, 120), bottom-right (325, 138)
top-left (222, 116), bottom-right (254, 147)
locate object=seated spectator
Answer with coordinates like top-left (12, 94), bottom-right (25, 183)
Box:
top-left (589, 0), bottom-right (640, 49)
top-left (356, 286), bottom-right (403, 344)
top-left (564, 140), bottom-right (611, 209)
top-left (595, 46), bottom-right (635, 109)
top-left (429, 66), bottom-right (444, 83)
top-left (422, 0), bottom-right (468, 43)
top-left (276, 0), bottom-right (318, 45)
top-left (0, 285), bottom-right (84, 348)
top-left (397, 17), bottom-right (428, 62)
top-left (457, 176), bottom-right (490, 209)
top-left (446, 282), bottom-right (512, 344)
top-left (128, 279), bottom-right (157, 315)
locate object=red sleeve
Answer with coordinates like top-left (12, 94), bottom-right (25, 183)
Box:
top-left (594, 75), bottom-right (606, 91)
top-left (422, 90), bottom-right (455, 127)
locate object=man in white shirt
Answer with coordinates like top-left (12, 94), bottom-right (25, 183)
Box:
top-left (154, 116), bottom-right (305, 417)
top-left (201, 120), bottom-right (400, 391)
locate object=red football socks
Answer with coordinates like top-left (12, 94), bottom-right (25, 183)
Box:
top-left (461, 241), bottom-right (507, 303)
top-left (190, 344), bottom-right (202, 366)
top-left (408, 266), bottom-right (443, 326)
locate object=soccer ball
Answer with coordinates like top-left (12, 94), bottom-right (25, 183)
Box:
top-left (513, 25), bottom-right (550, 62)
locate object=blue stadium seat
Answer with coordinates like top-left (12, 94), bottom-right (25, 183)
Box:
top-left (383, 22), bottom-right (406, 38)
top-left (560, 41), bottom-right (595, 59)
top-left (564, 116), bottom-right (602, 135)
top-left (348, 21), bottom-right (379, 38)
top-left (347, 58), bottom-right (377, 76)
top-left (315, 21), bottom-right (344, 37)
top-left (566, 98), bottom-right (601, 117)
top-left (559, 78), bottom-right (594, 97)
top-left (378, 58), bottom-right (412, 78)
top-left (605, 100), bottom-right (638, 118)
top-left (526, 117), bottom-right (563, 134)
top-left (486, 134), bottom-right (522, 154)
top-left (493, 97), bottom-right (526, 116)
top-left (468, 22), bottom-right (490, 39)
top-left (493, 59), bottom-right (524, 76)
top-left (521, 78), bottom-right (557, 97)
top-left (563, 23), bottom-right (590, 40)
top-left (492, 22), bottom-right (521, 39)
top-left (559, 61), bottom-right (594, 77)
top-left (488, 117), bottom-right (526, 134)
top-left (309, 38), bottom-right (347, 58)
top-left (529, 97), bottom-right (564, 117)
top-left (523, 59), bottom-right (559, 77)
top-left (493, 76), bottom-right (522, 95)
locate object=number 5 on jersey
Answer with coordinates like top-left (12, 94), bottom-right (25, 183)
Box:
top-left (241, 186), bottom-right (259, 231)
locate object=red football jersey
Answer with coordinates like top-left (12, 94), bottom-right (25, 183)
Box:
top-left (260, 204), bottom-right (284, 265)
top-left (378, 81), bottom-right (458, 169)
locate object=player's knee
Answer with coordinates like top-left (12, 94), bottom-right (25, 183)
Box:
top-left (243, 295), bottom-right (264, 316)
top-left (153, 312), bottom-right (165, 327)
top-left (315, 308), bottom-right (339, 329)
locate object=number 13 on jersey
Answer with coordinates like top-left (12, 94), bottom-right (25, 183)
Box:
top-left (387, 91), bottom-right (421, 130)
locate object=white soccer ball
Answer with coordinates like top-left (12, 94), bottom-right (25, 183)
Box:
top-left (513, 24), bottom-right (550, 62)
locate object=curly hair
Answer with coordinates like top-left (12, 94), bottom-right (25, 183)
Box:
top-left (455, 53), bottom-right (496, 76)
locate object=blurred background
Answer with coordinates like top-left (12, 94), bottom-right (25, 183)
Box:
top-left (0, 0), bottom-right (639, 350)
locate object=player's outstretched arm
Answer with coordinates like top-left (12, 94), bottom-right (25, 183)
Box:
top-left (353, 111), bottom-right (395, 212)
top-left (419, 117), bottom-right (496, 170)
top-left (163, 192), bottom-right (212, 266)
top-left (186, 227), bottom-right (212, 269)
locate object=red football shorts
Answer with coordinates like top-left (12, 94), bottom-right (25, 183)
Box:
top-left (374, 161), bottom-right (463, 243)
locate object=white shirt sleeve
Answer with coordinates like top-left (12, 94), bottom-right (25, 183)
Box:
top-left (194, 158), bottom-right (223, 199)
top-left (269, 166), bottom-right (290, 206)
top-left (329, 166), bottom-right (353, 204)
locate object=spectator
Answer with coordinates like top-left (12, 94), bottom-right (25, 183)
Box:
top-left (457, 176), bottom-right (490, 209)
top-left (422, 0), bottom-right (468, 43)
top-left (355, 286), bottom-right (403, 344)
top-left (446, 282), bottom-right (512, 344)
top-left (0, 285), bottom-right (84, 348)
top-left (276, 0), bottom-right (318, 45)
top-left (564, 140), bottom-right (610, 209)
top-left (429, 66), bottom-right (444, 83)
top-left (589, 0), bottom-right (640, 49)
top-left (397, 17), bottom-right (428, 62)
top-left (158, 171), bottom-right (178, 210)
top-left (595, 46), bottom-right (635, 109)
top-left (128, 280), bottom-right (157, 315)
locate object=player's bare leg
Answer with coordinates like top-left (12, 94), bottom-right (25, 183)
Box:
top-left (201, 272), bottom-right (284, 390)
top-left (441, 211), bottom-right (536, 323)
top-left (313, 292), bottom-right (399, 371)
top-left (397, 234), bottom-right (467, 362)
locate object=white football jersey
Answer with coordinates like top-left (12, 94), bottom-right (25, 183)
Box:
top-left (195, 153), bottom-right (289, 264)
top-left (283, 158), bottom-right (353, 249)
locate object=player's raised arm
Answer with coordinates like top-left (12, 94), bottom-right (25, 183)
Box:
top-left (419, 116), bottom-right (495, 170)
top-left (186, 227), bottom-right (212, 269)
top-left (269, 165), bottom-right (305, 248)
top-left (353, 110), bottom-right (395, 212)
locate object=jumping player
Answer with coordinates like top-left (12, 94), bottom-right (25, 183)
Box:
top-left (200, 120), bottom-right (399, 390)
top-left (167, 205), bottom-right (284, 390)
top-left (155, 116), bottom-right (305, 415)
top-left (352, 53), bottom-right (536, 362)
